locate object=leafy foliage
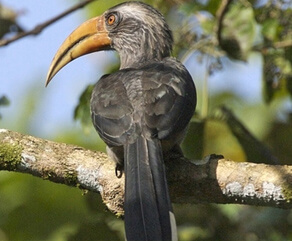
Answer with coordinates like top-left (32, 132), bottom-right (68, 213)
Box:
top-left (0, 95), bottom-right (9, 120)
top-left (256, 2), bottom-right (292, 102)
top-left (74, 84), bottom-right (94, 134)
top-left (0, 4), bottom-right (23, 39)
top-left (220, 2), bottom-right (257, 60)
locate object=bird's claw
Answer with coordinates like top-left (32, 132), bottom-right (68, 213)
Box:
top-left (115, 165), bottom-right (123, 178)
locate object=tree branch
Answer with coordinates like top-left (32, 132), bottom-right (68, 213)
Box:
top-left (274, 39), bottom-right (292, 48)
top-left (0, 129), bottom-right (291, 216)
top-left (0, 0), bottom-right (96, 47)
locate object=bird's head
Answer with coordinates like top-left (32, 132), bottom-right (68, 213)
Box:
top-left (46, 1), bottom-right (173, 86)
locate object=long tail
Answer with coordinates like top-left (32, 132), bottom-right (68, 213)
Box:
top-left (124, 136), bottom-right (177, 241)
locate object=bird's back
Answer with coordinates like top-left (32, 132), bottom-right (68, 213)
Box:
top-left (90, 57), bottom-right (196, 149)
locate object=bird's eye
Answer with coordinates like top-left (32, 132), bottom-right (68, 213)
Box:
top-left (107, 14), bottom-right (116, 25)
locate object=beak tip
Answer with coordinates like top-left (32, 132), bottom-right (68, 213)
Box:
top-left (45, 72), bottom-right (53, 87)
top-left (45, 15), bottom-right (109, 88)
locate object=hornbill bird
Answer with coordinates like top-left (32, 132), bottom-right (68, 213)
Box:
top-left (46, 2), bottom-right (196, 241)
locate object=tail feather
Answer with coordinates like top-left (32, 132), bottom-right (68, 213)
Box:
top-left (124, 136), bottom-right (177, 241)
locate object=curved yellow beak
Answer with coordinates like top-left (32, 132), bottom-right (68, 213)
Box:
top-left (46, 15), bottom-right (111, 86)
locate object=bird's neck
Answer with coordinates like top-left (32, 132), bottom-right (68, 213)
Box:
top-left (119, 50), bottom-right (165, 69)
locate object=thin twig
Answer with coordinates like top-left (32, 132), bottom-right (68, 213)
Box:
top-left (215, 0), bottom-right (233, 46)
top-left (274, 39), bottom-right (292, 48)
top-left (216, 106), bottom-right (279, 165)
top-left (0, 0), bottom-right (96, 47)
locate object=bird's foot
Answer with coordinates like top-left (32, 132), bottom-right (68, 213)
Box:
top-left (115, 164), bottom-right (123, 178)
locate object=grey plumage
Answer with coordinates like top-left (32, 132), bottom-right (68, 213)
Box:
top-left (90, 2), bottom-right (196, 241)
top-left (47, 2), bottom-right (196, 240)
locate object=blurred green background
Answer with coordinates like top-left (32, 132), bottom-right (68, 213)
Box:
top-left (0, 0), bottom-right (291, 240)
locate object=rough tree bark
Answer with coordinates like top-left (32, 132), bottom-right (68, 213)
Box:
top-left (0, 128), bottom-right (291, 216)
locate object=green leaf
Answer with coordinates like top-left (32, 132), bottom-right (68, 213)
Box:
top-left (261, 19), bottom-right (280, 41)
top-left (0, 95), bottom-right (9, 106)
top-left (86, 0), bottom-right (124, 18)
top-left (286, 74), bottom-right (292, 98)
top-left (204, 0), bottom-right (221, 16)
top-left (263, 50), bottom-right (292, 103)
top-left (0, 95), bottom-right (9, 120)
top-left (285, 46), bottom-right (292, 65)
top-left (74, 85), bottom-right (94, 134)
top-left (181, 117), bottom-right (205, 160)
top-left (263, 54), bottom-right (280, 103)
top-left (0, 4), bottom-right (23, 39)
top-left (221, 3), bottom-right (257, 60)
